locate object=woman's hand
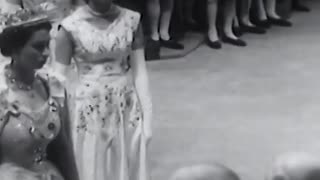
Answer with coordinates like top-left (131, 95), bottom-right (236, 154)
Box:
top-left (141, 97), bottom-right (153, 146)
top-left (143, 115), bottom-right (152, 146)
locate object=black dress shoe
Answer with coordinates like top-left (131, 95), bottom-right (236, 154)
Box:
top-left (268, 17), bottom-right (292, 27)
top-left (222, 36), bottom-right (247, 47)
top-left (293, 4), bottom-right (311, 12)
top-left (241, 25), bottom-right (267, 34)
top-left (206, 38), bottom-right (222, 49)
top-left (160, 39), bottom-right (184, 50)
top-left (253, 20), bottom-right (271, 29)
top-left (233, 27), bottom-right (243, 37)
top-left (145, 39), bottom-right (160, 60)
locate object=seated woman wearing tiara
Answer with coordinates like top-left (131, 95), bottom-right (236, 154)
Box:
top-left (0, 10), bottom-right (78, 180)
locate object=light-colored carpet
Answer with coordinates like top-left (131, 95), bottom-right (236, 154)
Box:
top-left (147, 2), bottom-right (320, 180)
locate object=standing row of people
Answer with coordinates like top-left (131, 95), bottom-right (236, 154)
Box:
top-left (0, 0), bottom-right (152, 180)
top-left (137, 0), bottom-right (311, 59)
top-left (187, 0), bottom-right (310, 48)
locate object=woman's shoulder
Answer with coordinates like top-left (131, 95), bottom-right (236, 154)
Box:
top-left (36, 69), bottom-right (51, 95)
top-left (60, 5), bottom-right (90, 30)
top-left (66, 5), bottom-right (98, 20)
top-left (116, 5), bottom-right (141, 31)
top-left (117, 5), bottom-right (141, 20)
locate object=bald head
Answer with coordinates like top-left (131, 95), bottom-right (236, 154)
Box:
top-left (170, 164), bottom-right (240, 180)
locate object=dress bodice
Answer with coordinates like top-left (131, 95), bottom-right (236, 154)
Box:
top-left (0, 69), bottom-right (61, 169)
top-left (60, 5), bottom-right (141, 79)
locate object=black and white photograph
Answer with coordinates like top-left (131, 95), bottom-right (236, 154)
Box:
top-left (0, 0), bottom-right (319, 180)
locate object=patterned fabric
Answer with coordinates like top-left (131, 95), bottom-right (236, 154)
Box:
top-left (0, 63), bottom-right (64, 180)
top-left (59, 5), bottom-right (149, 180)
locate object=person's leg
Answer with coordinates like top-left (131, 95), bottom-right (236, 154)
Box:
top-left (206, 0), bottom-right (221, 49)
top-left (223, 0), bottom-right (237, 39)
top-left (239, 0), bottom-right (266, 34)
top-left (145, 0), bottom-right (161, 59)
top-left (159, 0), bottom-right (174, 40)
top-left (146, 0), bottom-right (161, 41)
top-left (232, 15), bottom-right (243, 37)
top-left (265, 0), bottom-right (279, 19)
top-left (256, 0), bottom-right (267, 21)
top-left (251, 0), bottom-right (271, 28)
top-left (184, 0), bottom-right (196, 25)
top-left (233, 15), bottom-right (239, 27)
top-left (265, 0), bottom-right (292, 27)
top-left (239, 0), bottom-right (253, 26)
top-left (292, 0), bottom-right (310, 12)
top-left (183, 0), bottom-right (202, 31)
top-left (159, 0), bottom-right (184, 49)
top-left (222, 0), bottom-right (246, 46)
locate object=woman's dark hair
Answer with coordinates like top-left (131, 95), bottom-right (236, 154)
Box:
top-left (0, 21), bottom-right (52, 57)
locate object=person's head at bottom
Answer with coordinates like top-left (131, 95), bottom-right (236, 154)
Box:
top-left (268, 152), bottom-right (320, 180)
top-left (169, 163), bottom-right (240, 180)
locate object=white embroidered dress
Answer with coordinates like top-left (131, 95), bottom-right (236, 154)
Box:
top-left (58, 5), bottom-right (149, 180)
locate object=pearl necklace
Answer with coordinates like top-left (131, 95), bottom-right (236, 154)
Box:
top-left (5, 66), bottom-right (34, 91)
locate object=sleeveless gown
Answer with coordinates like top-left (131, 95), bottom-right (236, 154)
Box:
top-left (59, 5), bottom-right (149, 180)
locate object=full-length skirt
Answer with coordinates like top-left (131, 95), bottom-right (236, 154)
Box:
top-left (67, 74), bottom-right (149, 180)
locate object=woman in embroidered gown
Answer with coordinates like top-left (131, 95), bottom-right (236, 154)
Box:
top-left (0, 12), bottom-right (78, 180)
top-left (51, 0), bottom-right (153, 180)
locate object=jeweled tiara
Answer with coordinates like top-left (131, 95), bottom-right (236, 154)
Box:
top-left (0, 2), bottom-right (60, 33)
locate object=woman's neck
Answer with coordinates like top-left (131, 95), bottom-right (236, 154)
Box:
top-left (87, 3), bottom-right (117, 17)
top-left (10, 61), bottom-right (35, 85)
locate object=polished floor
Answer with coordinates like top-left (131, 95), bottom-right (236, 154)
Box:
top-left (148, 2), bottom-right (320, 180)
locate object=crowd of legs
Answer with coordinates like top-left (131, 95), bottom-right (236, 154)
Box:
top-left (142, 0), bottom-right (310, 59)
